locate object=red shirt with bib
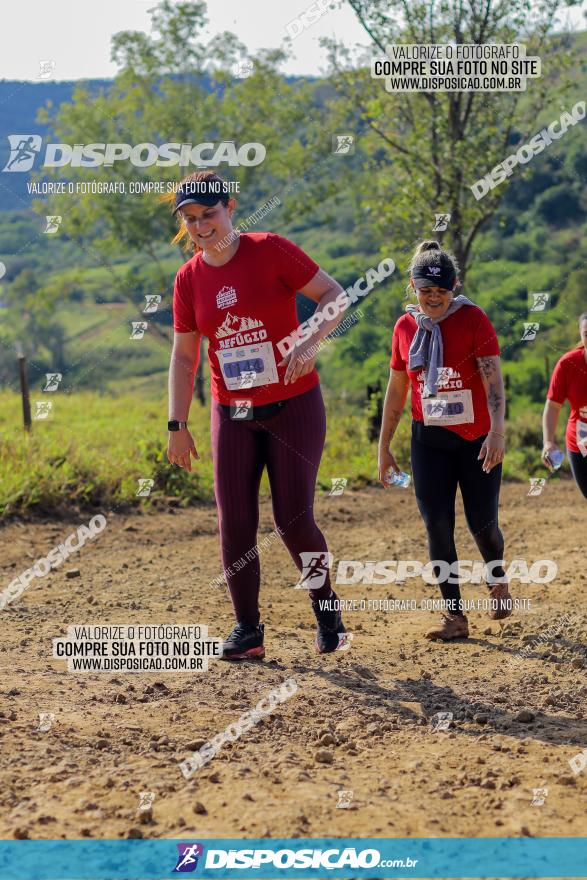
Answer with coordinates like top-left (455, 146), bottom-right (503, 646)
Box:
top-left (390, 305), bottom-right (500, 441)
top-left (547, 347), bottom-right (587, 454)
top-left (173, 233), bottom-right (319, 405)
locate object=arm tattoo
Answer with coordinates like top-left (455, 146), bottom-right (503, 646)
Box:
top-left (477, 356), bottom-right (498, 380)
top-left (477, 357), bottom-right (505, 416)
top-left (488, 383), bottom-right (503, 414)
top-left (381, 407), bottom-right (403, 447)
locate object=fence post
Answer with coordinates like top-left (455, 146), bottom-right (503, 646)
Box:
top-left (16, 342), bottom-right (31, 432)
top-left (366, 380), bottom-right (383, 442)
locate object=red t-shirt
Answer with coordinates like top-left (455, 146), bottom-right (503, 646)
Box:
top-left (173, 233), bottom-right (320, 405)
top-left (390, 305), bottom-right (500, 440)
top-left (547, 347), bottom-right (587, 454)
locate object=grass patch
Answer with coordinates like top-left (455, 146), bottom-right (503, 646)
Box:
top-left (0, 389), bottom-right (558, 518)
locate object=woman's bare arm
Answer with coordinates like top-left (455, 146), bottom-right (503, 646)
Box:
top-left (476, 355), bottom-right (506, 433)
top-left (168, 331), bottom-right (201, 421)
top-left (167, 331), bottom-right (201, 471)
top-left (378, 369), bottom-right (410, 484)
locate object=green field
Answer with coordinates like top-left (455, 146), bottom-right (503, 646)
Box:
top-left (0, 386), bottom-right (570, 518)
top-left (0, 16), bottom-right (585, 517)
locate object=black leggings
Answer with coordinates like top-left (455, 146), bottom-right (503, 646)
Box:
top-left (568, 449), bottom-right (587, 499)
top-left (411, 422), bottom-right (505, 615)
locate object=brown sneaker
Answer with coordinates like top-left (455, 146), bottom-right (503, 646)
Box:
top-left (425, 613), bottom-right (469, 640)
top-left (488, 583), bottom-right (513, 620)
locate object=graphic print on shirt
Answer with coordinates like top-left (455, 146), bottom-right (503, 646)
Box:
top-left (418, 368), bottom-right (474, 426)
top-left (579, 401), bottom-right (587, 453)
top-left (215, 313), bottom-right (278, 391)
top-left (216, 285), bottom-right (237, 309)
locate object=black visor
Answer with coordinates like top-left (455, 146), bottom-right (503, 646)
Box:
top-left (173, 180), bottom-right (224, 214)
top-left (411, 263), bottom-right (456, 291)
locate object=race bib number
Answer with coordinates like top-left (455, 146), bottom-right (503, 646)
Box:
top-left (422, 389), bottom-right (474, 426)
top-left (576, 420), bottom-right (587, 457)
top-left (216, 341), bottom-right (279, 391)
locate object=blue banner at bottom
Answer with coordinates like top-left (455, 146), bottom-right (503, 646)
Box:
top-left (0, 837), bottom-right (586, 879)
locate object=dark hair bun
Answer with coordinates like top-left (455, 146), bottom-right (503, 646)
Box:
top-left (416, 240), bottom-right (441, 253)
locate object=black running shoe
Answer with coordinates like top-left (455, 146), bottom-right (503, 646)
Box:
top-left (221, 622), bottom-right (265, 661)
top-left (311, 592), bottom-right (347, 654)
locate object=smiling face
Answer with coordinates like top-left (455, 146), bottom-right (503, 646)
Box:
top-left (411, 280), bottom-right (455, 318)
top-left (179, 198), bottom-right (236, 251)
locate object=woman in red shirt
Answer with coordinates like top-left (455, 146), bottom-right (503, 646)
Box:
top-left (542, 312), bottom-right (587, 499)
top-left (378, 240), bottom-right (511, 640)
top-left (166, 171), bottom-right (348, 659)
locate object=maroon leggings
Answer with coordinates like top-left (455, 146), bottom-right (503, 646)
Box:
top-left (211, 384), bottom-right (332, 625)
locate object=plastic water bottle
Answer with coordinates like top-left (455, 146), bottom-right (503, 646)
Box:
top-left (384, 468), bottom-right (411, 488)
top-left (549, 449), bottom-right (565, 470)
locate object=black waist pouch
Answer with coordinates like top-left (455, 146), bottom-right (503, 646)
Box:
top-left (220, 398), bottom-right (290, 421)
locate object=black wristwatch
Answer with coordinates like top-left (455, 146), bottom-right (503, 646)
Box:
top-left (168, 420), bottom-right (188, 432)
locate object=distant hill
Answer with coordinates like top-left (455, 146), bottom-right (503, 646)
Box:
top-left (0, 80), bottom-right (113, 208)
top-left (0, 72), bottom-right (307, 210)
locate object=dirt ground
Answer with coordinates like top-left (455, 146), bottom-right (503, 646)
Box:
top-left (1, 481), bottom-right (586, 850)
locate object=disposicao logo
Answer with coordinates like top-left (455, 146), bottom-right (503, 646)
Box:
top-left (173, 843), bottom-right (205, 873)
top-left (2, 136), bottom-right (266, 172)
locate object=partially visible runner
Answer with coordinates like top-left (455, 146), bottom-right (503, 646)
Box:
top-left (542, 312), bottom-right (587, 499)
top-left (378, 240), bottom-right (512, 640)
top-left (166, 171), bottom-right (348, 659)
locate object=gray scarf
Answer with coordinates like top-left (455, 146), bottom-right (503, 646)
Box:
top-left (406, 295), bottom-right (476, 397)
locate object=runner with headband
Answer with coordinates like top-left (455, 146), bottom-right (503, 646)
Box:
top-left (166, 171), bottom-right (347, 659)
top-left (378, 240), bottom-right (511, 640)
top-left (542, 311), bottom-right (587, 499)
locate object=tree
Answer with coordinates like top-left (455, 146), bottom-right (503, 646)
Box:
top-left (35, 0), bottom-right (319, 400)
top-left (3, 268), bottom-right (79, 375)
top-left (321, 0), bottom-right (579, 280)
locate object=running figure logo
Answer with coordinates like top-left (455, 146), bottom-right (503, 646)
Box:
top-left (138, 791), bottom-right (155, 811)
top-left (296, 552), bottom-right (333, 589)
top-left (231, 399), bottom-right (252, 420)
top-left (34, 401), bottom-right (53, 420)
top-left (528, 478), bottom-right (546, 496)
top-left (38, 712), bottom-right (55, 732)
top-left (329, 477), bottom-right (347, 496)
top-left (531, 787), bottom-right (548, 806)
top-left (3, 135), bottom-right (42, 172)
top-left (143, 294), bottom-right (161, 314)
top-left (337, 789), bottom-right (354, 808)
top-left (426, 398), bottom-right (448, 418)
top-left (43, 373), bottom-right (62, 392)
top-left (432, 213), bottom-right (451, 232)
top-left (239, 371), bottom-right (257, 390)
top-left (44, 216), bottom-right (62, 234)
top-left (173, 843), bottom-right (204, 873)
top-left (38, 60), bottom-right (56, 80)
top-left (430, 711), bottom-right (453, 732)
top-left (530, 292), bottom-right (551, 312)
top-left (130, 321), bottom-right (148, 340)
top-left (436, 367), bottom-right (455, 388)
top-left (233, 60), bottom-right (253, 78)
top-left (136, 478), bottom-right (155, 497)
top-left (332, 134), bottom-right (355, 155)
top-left (521, 322), bottom-right (539, 341)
